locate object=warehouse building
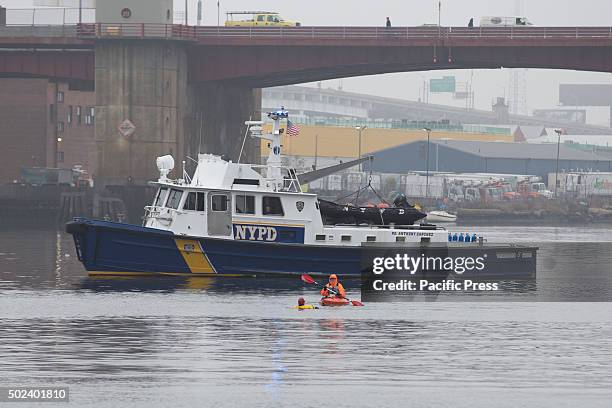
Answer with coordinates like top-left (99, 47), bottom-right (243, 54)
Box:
top-left (365, 139), bottom-right (612, 180)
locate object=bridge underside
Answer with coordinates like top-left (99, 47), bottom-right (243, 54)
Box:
top-left (0, 50), bottom-right (94, 83)
top-left (188, 45), bottom-right (612, 87)
top-left (1, 42), bottom-right (611, 86)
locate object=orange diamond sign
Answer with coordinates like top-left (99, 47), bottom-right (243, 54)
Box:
top-left (118, 119), bottom-right (136, 137)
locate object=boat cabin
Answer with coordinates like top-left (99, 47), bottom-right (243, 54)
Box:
top-left (142, 111), bottom-right (450, 246)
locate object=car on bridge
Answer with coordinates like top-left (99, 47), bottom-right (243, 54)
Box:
top-left (225, 11), bottom-right (301, 27)
top-left (480, 16), bottom-right (533, 27)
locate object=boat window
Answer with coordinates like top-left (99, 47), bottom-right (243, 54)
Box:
top-left (166, 189), bottom-right (183, 209)
top-left (366, 236), bottom-right (376, 242)
top-left (396, 236), bottom-right (406, 242)
top-left (341, 235), bottom-right (351, 242)
top-left (262, 196), bottom-right (284, 216)
top-left (315, 234), bottom-right (326, 241)
top-left (257, 15), bottom-right (265, 22)
top-left (196, 192), bottom-right (205, 211)
top-left (183, 192), bottom-right (206, 211)
top-left (235, 195), bottom-right (255, 215)
top-left (154, 187), bottom-right (168, 207)
top-left (211, 195), bottom-right (228, 212)
top-left (184, 192), bottom-right (196, 210)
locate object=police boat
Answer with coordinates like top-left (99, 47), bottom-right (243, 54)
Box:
top-left (66, 109), bottom-right (537, 278)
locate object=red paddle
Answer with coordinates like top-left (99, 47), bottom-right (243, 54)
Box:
top-left (300, 274), bottom-right (364, 306)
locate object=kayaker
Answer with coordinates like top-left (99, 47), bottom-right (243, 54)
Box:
top-left (320, 274), bottom-right (346, 298)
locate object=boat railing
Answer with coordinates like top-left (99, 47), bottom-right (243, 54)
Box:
top-left (325, 223), bottom-right (448, 231)
top-left (249, 164), bottom-right (303, 193)
top-left (143, 205), bottom-right (173, 225)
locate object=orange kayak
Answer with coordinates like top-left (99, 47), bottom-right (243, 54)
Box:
top-left (320, 297), bottom-right (350, 307)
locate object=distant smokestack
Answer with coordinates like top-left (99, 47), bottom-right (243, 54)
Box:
top-left (0, 6), bottom-right (6, 27)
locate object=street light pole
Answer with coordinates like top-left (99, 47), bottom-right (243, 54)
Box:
top-left (356, 125), bottom-right (367, 172)
top-left (79, 0), bottom-right (82, 24)
top-left (185, 0), bottom-right (188, 25)
top-left (554, 129), bottom-right (562, 198)
top-left (197, 0), bottom-right (203, 26)
top-left (438, 1), bottom-right (441, 37)
top-left (423, 128), bottom-right (432, 199)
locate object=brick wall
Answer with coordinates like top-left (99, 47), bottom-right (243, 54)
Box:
top-left (51, 83), bottom-right (96, 179)
top-left (0, 79), bottom-right (49, 183)
top-left (0, 78), bottom-right (96, 184)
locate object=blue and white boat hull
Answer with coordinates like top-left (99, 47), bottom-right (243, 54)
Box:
top-left (66, 218), bottom-right (537, 279)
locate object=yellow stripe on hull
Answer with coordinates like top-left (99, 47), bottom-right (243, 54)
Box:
top-left (88, 271), bottom-right (158, 277)
top-left (174, 238), bottom-right (217, 274)
top-left (88, 271), bottom-right (243, 277)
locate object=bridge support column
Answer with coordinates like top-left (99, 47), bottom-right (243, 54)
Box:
top-left (186, 83), bottom-right (261, 166)
top-left (95, 40), bottom-right (189, 187)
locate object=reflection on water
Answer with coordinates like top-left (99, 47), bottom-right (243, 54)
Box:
top-left (0, 226), bottom-right (612, 407)
top-left (1, 313), bottom-right (611, 407)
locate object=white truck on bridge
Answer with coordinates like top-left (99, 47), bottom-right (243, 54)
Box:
top-left (480, 16), bottom-right (533, 27)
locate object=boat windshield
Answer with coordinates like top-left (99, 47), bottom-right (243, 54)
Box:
top-left (166, 189), bottom-right (184, 209)
top-left (154, 187), bottom-right (168, 207)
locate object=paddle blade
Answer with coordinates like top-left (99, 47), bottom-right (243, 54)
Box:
top-left (351, 300), bottom-right (364, 307)
top-left (301, 274), bottom-right (315, 284)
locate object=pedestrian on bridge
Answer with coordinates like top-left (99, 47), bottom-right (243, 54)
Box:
top-left (386, 17), bottom-right (392, 28)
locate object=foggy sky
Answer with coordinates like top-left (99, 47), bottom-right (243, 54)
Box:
top-left (3, 0), bottom-right (611, 124)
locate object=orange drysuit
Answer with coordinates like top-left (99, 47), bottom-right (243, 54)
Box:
top-left (320, 274), bottom-right (346, 298)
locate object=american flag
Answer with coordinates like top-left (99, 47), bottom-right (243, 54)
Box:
top-left (286, 120), bottom-right (301, 136)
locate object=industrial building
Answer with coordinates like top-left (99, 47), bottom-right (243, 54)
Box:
top-left (261, 124), bottom-right (514, 172)
top-left (365, 139), bottom-right (612, 180)
top-left (0, 78), bottom-right (95, 184)
top-left (263, 86), bottom-right (612, 135)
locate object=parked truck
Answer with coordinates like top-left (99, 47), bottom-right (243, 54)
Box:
top-left (480, 16), bottom-right (533, 27)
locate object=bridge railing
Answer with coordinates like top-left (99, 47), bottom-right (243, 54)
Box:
top-left (192, 25), bottom-right (612, 40)
top-left (2, 23), bottom-right (611, 41)
top-left (76, 23), bottom-right (197, 40)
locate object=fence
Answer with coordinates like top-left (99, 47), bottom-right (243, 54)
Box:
top-left (2, 22), bottom-right (612, 41)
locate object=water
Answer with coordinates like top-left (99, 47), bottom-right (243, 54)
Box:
top-left (1, 225), bottom-right (612, 407)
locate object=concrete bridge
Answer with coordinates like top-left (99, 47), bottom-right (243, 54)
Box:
top-left (1, 23), bottom-right (612, 186)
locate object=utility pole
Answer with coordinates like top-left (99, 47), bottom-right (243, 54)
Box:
top-left (197, 0), bottom-right (203, 26)
top-left (356, 126), bottom-right (367, 172)
top-left (554, 129), bottom-right (563, 198)
top-left (185, 0), bottom-right (188, 25)
top-left (314, 134), bottom-right (319, 170)
top-left (423, 128), bottom-right (432, 199)
top-left (79, 0), bottom-right (82, 24)
top-left (438, 1), bottom-right (441, 37)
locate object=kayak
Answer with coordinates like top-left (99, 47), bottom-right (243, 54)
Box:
top-left (320, 297), bottom-right (350, 307)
